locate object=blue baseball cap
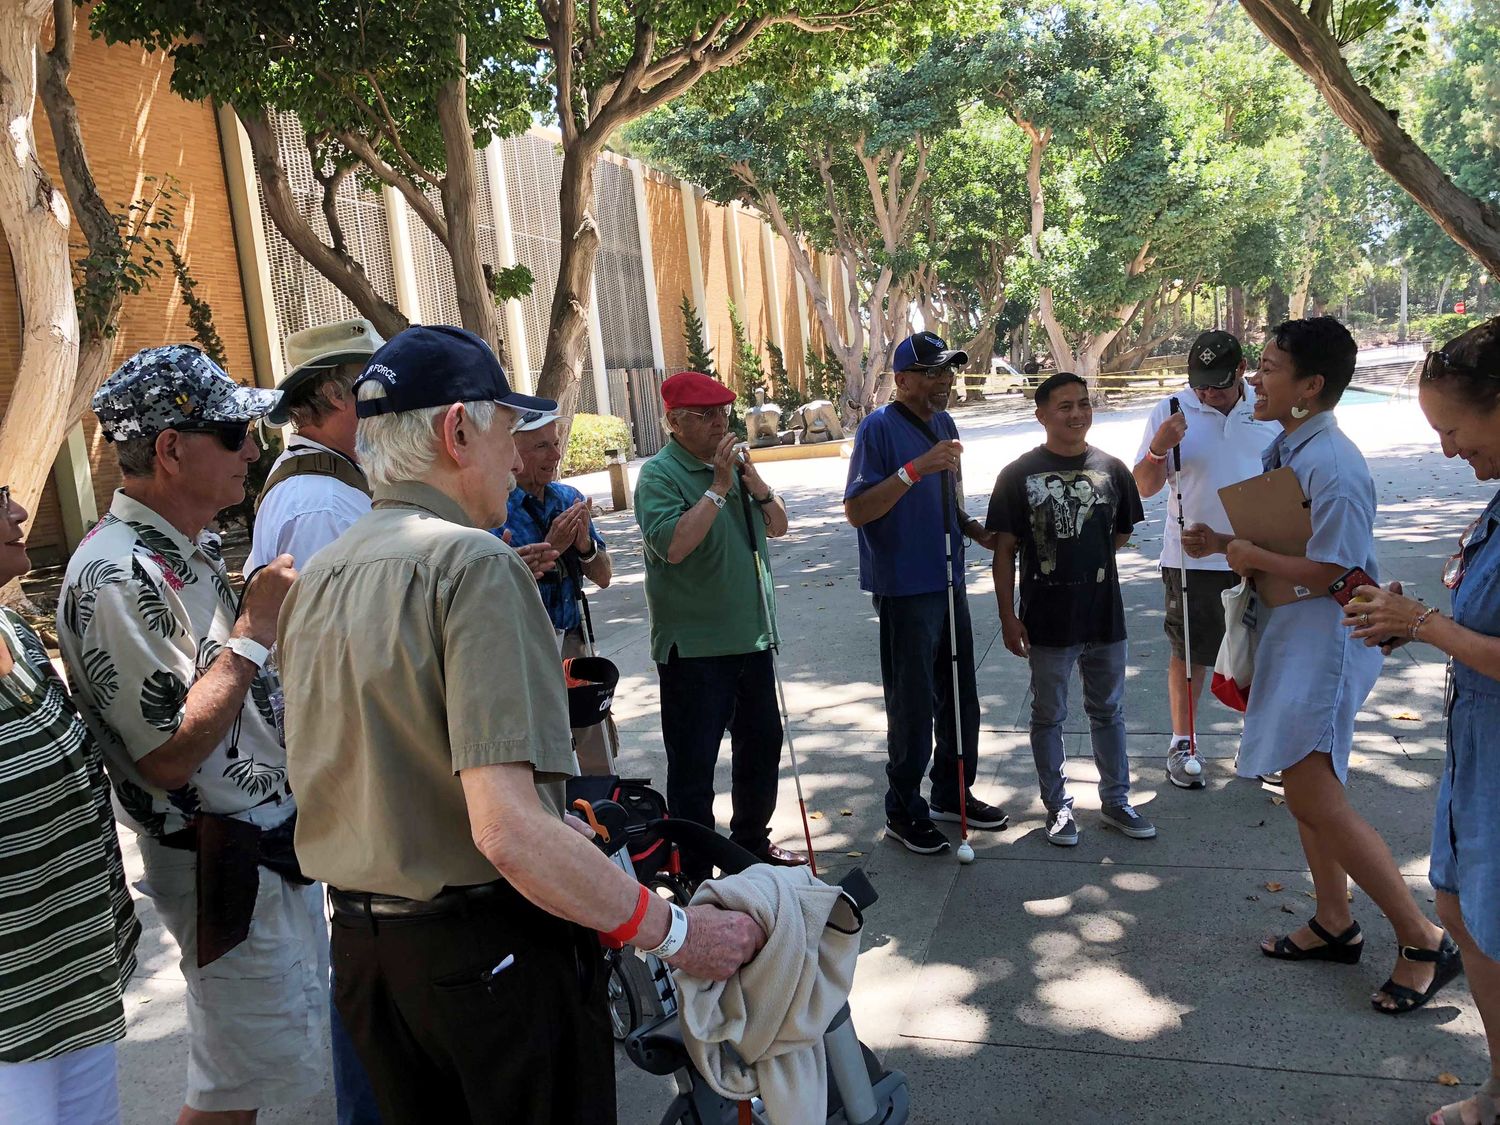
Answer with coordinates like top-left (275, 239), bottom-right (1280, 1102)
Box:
top-left (893, 331), bottom-right (968, 373)
top-left (353, 325), bottom-right (555, 418)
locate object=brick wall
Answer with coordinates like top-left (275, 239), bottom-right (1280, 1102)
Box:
top-left (0, 22), bottom-right (254, 561)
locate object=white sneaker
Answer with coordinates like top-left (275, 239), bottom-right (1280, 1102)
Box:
top-left (1046, 806), bottom-right (1079, 847)
top-left (1166, 739), bottom-right (1206, 789)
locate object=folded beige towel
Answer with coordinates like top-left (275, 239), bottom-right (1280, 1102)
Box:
top-left (675, 865), bottom-right (861, 1125)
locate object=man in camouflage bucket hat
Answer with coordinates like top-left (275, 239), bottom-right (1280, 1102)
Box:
top-left (59, 346), bottom-right (329, 1121)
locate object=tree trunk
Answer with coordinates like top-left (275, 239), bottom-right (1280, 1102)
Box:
top-left (435, 48), bottom-right (504, 357)
top-left (238, 110), bottom-right (409, 341)
top-left (535, 141), bottom-right (602, 414)
top-left (1239, 0), bottom-right (1500, 276)
top-left (0, 0), bottom-right (79, 519)
top-left (1227, 285), bottom-right (1246, 338)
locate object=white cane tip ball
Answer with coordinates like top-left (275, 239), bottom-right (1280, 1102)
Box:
top-left (956, 841), bottom-right (975, 864)
top-left (1184, 757), bottom-right (1203, 776)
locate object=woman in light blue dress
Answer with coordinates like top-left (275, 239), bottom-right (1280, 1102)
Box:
top-left (1184, 317), bottom-right (1458, 1016)
top-left (1347, 317), bottom-right (1500, 1125)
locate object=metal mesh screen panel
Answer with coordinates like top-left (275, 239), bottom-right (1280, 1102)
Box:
top-left (594, 162), bottom-right (654, 370)
top-left (408, 185), bottom-right (460, 327)
top-left (256, 113), bottom-right (398, 339)
top-left (627, 369), bottom-right (669, 457)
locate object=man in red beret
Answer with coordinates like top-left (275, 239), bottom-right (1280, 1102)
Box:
top-left (634, 371), bottom-right (807, 877)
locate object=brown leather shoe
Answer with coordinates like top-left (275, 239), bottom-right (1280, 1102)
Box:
top-left (755, 843), bottom-right (810, 867)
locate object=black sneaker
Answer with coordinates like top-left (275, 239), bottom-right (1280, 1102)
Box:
top-left (930, 797), bottom-right (1010, 830)
top-left (886, 817), bottom-right (951, 855)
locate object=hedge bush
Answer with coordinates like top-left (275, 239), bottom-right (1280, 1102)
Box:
top-left (1415, 312), bottom-right (1485, 347)
top-left (562, 413), bottom-right (633, 477)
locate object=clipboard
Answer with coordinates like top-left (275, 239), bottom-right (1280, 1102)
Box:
top-left (1218, 467), bottom-right (1315, 608)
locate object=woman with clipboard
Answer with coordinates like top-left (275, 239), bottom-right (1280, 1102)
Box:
top-left (1184, 317), bottom-right (1458, 1018)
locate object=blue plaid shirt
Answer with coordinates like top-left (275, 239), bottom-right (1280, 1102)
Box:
top-left (497, 483), bottom-right (606, 632)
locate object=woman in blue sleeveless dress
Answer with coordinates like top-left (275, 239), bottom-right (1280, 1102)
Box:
top-left (1347, 317), bottom-right (1500, 1125)
top-left (1184, 318), bottom-right (1457, 1017)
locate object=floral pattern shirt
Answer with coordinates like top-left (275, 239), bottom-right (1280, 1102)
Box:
top-left (56, 491), bottom-right (288, 840)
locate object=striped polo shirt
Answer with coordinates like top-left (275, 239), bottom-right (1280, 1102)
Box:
top-left (0, 609), bottom-right (139, 1063)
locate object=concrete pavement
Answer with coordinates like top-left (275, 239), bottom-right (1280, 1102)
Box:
top-left (117, 389), bottom-right (1489, 1124)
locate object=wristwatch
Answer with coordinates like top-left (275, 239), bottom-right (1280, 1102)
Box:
top-left (703, 489), bottom-right (727, 510)
top-left (223, 636), bottom-right (270, 669)
top-left (753, 488), bottom-right (776, 506)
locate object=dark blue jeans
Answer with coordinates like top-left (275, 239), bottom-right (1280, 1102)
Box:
top-left (875, 588), bottom-right (979, 823)
top-left (657, 648), bottom-right (783, 877)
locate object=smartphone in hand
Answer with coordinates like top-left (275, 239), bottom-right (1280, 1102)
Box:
top-left (1330, 566), bottom-right (1398, 647)
top-left (1329, 566), bottom-right (1379, 607)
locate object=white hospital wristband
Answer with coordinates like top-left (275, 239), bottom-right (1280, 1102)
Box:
top-left (640, 902), bottom-right (689, 959)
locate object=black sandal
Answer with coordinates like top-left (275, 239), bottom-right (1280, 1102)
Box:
top-left (1372, 934), bottom-right (1464, 1015)
top-left (1262, 917), bottom-right (1364, 964)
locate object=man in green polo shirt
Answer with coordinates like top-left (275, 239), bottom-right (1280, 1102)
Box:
top-left (635, 370), bottom-right (807, 876)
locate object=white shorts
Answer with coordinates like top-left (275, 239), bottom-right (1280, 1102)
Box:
top-left (0, 1041), bottom-right (120, 1125)
top-left (135, 805), bottom-right (329, 1112)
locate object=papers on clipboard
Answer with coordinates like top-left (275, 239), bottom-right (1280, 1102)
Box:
top-left (1218, 467), bottom-right (1315, 608)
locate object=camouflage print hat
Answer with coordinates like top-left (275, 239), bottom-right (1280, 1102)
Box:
top-left (92, 345), bottom-right (282, 442)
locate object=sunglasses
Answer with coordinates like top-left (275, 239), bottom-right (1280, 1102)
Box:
top-left (1422, 350), bottom-right (1492, 383)
top-left (1444, 515), bottom-right (1483, 590)
top-left (174, 421), bottom-right (252, 451)
top-left (0, 485), bottom-right (10, 512)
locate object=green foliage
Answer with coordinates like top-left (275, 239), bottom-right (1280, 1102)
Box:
top-left (767, 342), bottom-right (808, 416)
top-left (561, 413), bottom-right (633, 477)
top-left (680, 296), bottom-right (717, 378)
top-left (803, 347), bottom-right (845, 403)
top-left (73, 176), bottom-right (179, 341)
top-left (727, 302), bottom-right (764, 436)
top-left (1415, 312), bottom-right (1485, 346)
top-left (167, 242), bottom-right (227, 366)
top-left (487, 263), bottom-right (534, 304)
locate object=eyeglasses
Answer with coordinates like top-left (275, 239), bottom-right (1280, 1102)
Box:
top-left (1444, 515), bottom-right (1483, 590)
top-left (905, 363), bottom-right (957, 378)
top-left (0, 485), bottom-right (10, 512)
top-left (678, 406), bottom-right (730, 422)
top-left (174, 421), bottom-right (252, 451)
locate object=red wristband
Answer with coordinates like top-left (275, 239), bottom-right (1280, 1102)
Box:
top-left (902, 461), bottom-right (923, 484)
top-left (600, 884), bottom-right (651, 950)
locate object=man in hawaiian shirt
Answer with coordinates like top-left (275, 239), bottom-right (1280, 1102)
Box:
top-left (57, 346), bottom-right (326, 1124)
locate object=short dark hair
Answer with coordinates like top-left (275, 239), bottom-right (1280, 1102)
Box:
top-left (1035, 371), bottom-right (1087, 406)
top-left (1268, 317), bottom-right (1357, 406)
top-left (1420, 317), bottom-right (1500, 413)
top-left (1044, 473), bottom-right (1064, 487)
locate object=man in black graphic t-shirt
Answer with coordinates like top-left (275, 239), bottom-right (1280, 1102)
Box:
top-left (987, 372), bottom-right (1156, 848)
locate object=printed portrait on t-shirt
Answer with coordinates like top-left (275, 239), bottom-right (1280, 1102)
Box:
top-left (1024, 469), bottom-right (1115, 575)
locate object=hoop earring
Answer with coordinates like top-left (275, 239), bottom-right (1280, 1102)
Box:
top-left (1290, 404), bottom-right (1311, 420)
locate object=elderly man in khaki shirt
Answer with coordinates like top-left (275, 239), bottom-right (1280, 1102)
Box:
top-left (277, 326), bottom-right (763, 1124)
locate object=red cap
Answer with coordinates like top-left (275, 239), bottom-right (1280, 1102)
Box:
top-left (661, 370), bottom-right (735, 410)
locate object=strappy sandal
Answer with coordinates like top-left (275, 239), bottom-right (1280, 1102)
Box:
top-left (1372, 933), bottom-right (1464, 1015)
top-left (1262, 917), bottom-right (1364, 964)
top-left (1430, 1075), bottom-right (1500, 1124)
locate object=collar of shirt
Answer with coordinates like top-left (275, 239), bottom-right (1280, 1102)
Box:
top-left (108, 490), bottom-right (205, 567)
top-left (663, 437), bottom-right (715, 476)
top-left (372, 480), bottom-right (477, 527)
top-left (1269, 409), bottom-right (1336, 466)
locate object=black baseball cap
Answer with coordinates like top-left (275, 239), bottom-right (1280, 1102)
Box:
top-left (1187, 330), bottom-right (1243, 390)
top-left (894, 331), bottom-right (968, 373)
top-left (354, 325), bottom-right (554, 417)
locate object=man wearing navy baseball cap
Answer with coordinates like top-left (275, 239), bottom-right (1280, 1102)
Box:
top-left (845, 332), bottom-right (1008, 856)
top-left (278, 329), bottom-right (765, 1121)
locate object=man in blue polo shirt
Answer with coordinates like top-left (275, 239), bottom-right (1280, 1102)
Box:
top-left (845, 332), bottom-right (1008, 855)
top-left (499, 408), bottom-right (615, 773)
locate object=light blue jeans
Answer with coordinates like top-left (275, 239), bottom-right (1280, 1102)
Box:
top-left (1028, 641), bottom-right (1132, 813)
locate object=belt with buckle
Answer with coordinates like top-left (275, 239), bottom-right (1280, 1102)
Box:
top-left (328, 881), bottom-right (509, 920)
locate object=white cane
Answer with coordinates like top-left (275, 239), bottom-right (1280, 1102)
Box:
top-left (1168, 398), bottom-right (1201, 776)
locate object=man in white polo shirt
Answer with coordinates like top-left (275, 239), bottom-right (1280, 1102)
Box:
top-left (1132, 331), bottom-right (1280, 789)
